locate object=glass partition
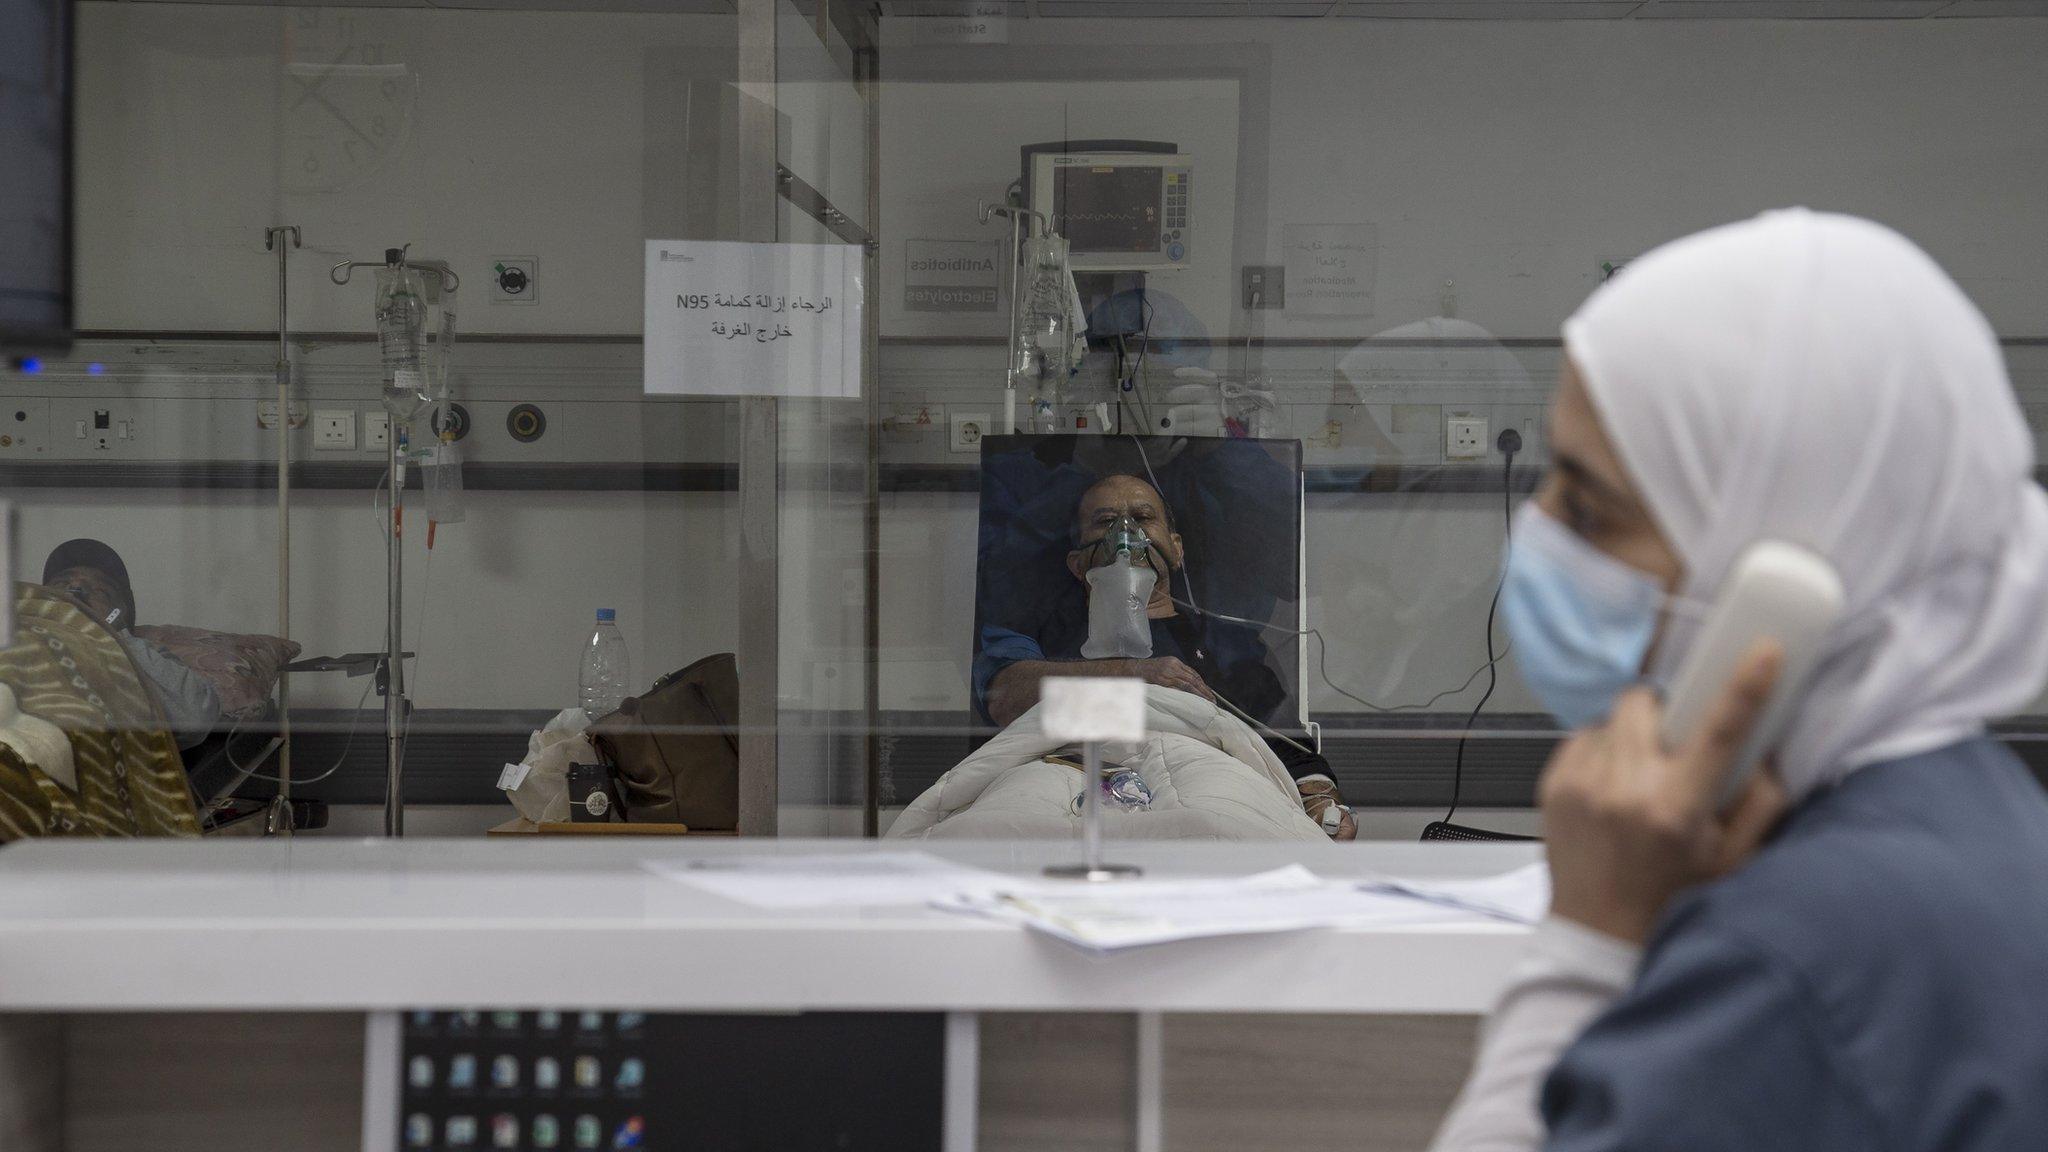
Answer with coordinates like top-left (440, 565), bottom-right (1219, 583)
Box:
top-left (6, 1), bottom-right (2047, 843)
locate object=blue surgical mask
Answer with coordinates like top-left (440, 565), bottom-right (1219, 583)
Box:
top-left (1501, 502), bottom-right (1670, 730)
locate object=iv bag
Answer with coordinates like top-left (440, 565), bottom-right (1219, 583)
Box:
top-left (375, 262), bottom-right (431, 422)
top-left (1012, 234), bottom-right (1083, 428)
top-left (420, 438), bottom-right (467, 526)
top-left (1081, 555), bottom-right (1156, 660)
top-left (426, 285), bottom-right (458, 404)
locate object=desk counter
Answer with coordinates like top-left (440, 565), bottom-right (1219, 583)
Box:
top-left (0, 838), bottom-right (1539, 1014)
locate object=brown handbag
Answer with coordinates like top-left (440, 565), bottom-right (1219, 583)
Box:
top-left (586, 652), bottom-right (740, 830)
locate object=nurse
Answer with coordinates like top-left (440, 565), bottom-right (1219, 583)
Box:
top-left (1432, 211), bottom-right (2048, 1150)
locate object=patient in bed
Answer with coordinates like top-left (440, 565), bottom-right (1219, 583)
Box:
top-left (973, 475), bottom-right (1357, 840)
top-left (41, 539), bottom-right (221, 749)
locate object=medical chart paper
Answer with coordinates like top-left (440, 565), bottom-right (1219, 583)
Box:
top-left (931, 867), bottom-right (1492, 954)
top-left (646, 852), bottom-right (1542, 952)
top-left (643, 240), bottom-right (864, 399)
top-left (1361, 863), bottom-right (1551, 925)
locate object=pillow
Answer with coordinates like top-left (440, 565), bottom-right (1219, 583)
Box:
top-left (129, 625), bottom-right (302, 720)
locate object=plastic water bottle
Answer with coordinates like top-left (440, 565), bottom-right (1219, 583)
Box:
top-left (578, 609), bottom-right (631, 718)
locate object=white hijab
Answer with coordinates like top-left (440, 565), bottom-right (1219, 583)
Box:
top-left (1563, 209), bottom-right (2048, 798)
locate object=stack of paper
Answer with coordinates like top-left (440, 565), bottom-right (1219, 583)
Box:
top-left (932, 866), bottom-right (1488, 954)
top-left (1361, 863), bottom-right (1551, 925)
top-left (645, 850), bottom-right (1548, 955)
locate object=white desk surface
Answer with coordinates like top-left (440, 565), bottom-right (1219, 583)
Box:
top-left (0, 838), bottom-right (1540, 1014)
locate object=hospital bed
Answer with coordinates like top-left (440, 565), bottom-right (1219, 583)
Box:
top-left (891, 434), bottom-right (1324, 842)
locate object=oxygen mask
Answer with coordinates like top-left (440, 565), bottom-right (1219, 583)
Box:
top-left (1082, 514), bottom-right (1164, 576)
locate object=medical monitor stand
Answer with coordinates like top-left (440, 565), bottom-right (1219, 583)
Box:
top-left (1043, 740), bottom-right (1142, 881)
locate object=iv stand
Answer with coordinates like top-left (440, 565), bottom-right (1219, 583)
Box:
top-left (1044, 739), bottom-right (1143, 881)
top-left (262, 226), bottom-right (299, 837)
top-left (330, 250), bottom-right (460, 838)
top-left (978, 201), bottom-right (1047, 436)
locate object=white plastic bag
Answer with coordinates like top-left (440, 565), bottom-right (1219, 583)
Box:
top-left (502, 708), bottom-right (603, 824)
top-left (1081, 556), bottom-right (1157, 659)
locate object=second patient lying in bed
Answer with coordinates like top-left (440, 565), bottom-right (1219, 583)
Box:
top-left (972, 474), bottom-right (1356, 840)
top-left (41, 539), bottom-right (222, 750)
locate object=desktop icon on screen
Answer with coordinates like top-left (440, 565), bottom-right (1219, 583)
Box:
top-left (531, 1114), bottom-right (561, 1149)
top-left (615, 1057), bottom-right (644, 1091)
top-left (407, 1055), bottom-right (434, 1090)
top-left (490, 1011), bottom-right (522, 1033)
top-left (534, 1056), bottom-right (562, 1091)
top-left (574, 1114), bottom-right (602, 1149)
top-left (445, 1115), bottom-right (478, 1148)
top-left (491, 1054), bottom-right (520, 1090)
top-left (611, 1116), bottom-right (646, 1149)
top-left (536, 1010), bottom-right (563, 1032)
top-left (404, 1114), bottom-right (433, 1148)
top-left (448, 1054), bottom-right (478, 1091)
top-left (491, 1113), bottom-right (520, 1149)
top-left (573, 1056), bottom-right (602, 1090)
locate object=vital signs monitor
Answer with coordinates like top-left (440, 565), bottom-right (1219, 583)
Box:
top-left (1028, 151), bottom-right (1194, 273)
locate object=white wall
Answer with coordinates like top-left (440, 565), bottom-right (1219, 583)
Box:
top-left (39, 7), bottom-right (2048, 729)
top-left (883, 17), bottom-right (2048, 341)
top-left (73, 2), bottom-right (739, 333)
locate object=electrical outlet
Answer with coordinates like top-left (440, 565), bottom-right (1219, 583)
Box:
top-left (1242, 265), bottom-right (1284, 309)
top-left (256, 400), bottom-right (308, 430)
top-left (313, 409), bottom-right (357, 451)
top-left (1446, 415), bottom-right (1489, 460)
top-left (490, 256), bottom-right (538, 305)
top-left (951, 412), bottom-right (990, 453)
top-left (364, 410), bottom-right (391, 450)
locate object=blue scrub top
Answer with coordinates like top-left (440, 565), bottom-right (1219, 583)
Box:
top-left (1542, 737), bottom-right (2048, 1151)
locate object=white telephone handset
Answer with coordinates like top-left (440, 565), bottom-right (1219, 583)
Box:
top-left (1658, 542), bottom-right (1845, 809)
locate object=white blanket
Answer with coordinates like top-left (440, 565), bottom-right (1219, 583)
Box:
top-left (887, 685), bottom-right (1326, 842)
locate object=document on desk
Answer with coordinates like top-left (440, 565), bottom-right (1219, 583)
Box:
top-left (644, 851), bottom-right (1014, 909)
top-left (931, 866), bottom-right (1487, 954)
top-left (1360, 863), bottom-right (1551, 925)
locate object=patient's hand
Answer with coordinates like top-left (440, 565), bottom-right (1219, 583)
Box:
top-left (987, 657), bottom-right (1217, 728)
top-left (1095, 657), bottom-right (1216, 704)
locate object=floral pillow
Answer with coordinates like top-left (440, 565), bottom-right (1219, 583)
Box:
top-left (129, 625), bottom-right (301, 720)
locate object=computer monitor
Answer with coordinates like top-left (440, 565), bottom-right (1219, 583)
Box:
top-left (0, 0), bottom-right (74, 353)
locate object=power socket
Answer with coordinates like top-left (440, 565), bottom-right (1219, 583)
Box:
top-left (364, 410), bottom-right (391, 450)
top-left (1241, 266), bottom-right (1284, 309)
top-left (312, 409), bottom-right (357, 451)
top-left (950, 412), bottom-right (990, 453)
top-left (1445, 415), bottom-right (1489, 460)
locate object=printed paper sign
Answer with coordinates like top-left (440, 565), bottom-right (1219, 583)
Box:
top-left (903, 239), bottom-right (1000, 313)
top-left (643, 240), bottom-right (864, 398)
top-left (1282, 223), bottom-right (1378, 317)
top-left (1041, 677), bottom-right (1146, 743)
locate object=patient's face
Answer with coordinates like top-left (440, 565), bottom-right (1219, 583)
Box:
top-left (1066, 476), bottom-right (1186, 610)
top-left (47, 567), bottom-right (123, 628)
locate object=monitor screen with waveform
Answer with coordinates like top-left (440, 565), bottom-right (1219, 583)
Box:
top-left (1053, 166), bottom-right (1163, 255)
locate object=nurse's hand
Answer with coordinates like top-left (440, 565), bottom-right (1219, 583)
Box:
top-left (1540, 643), bottom-right (1791, 945)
